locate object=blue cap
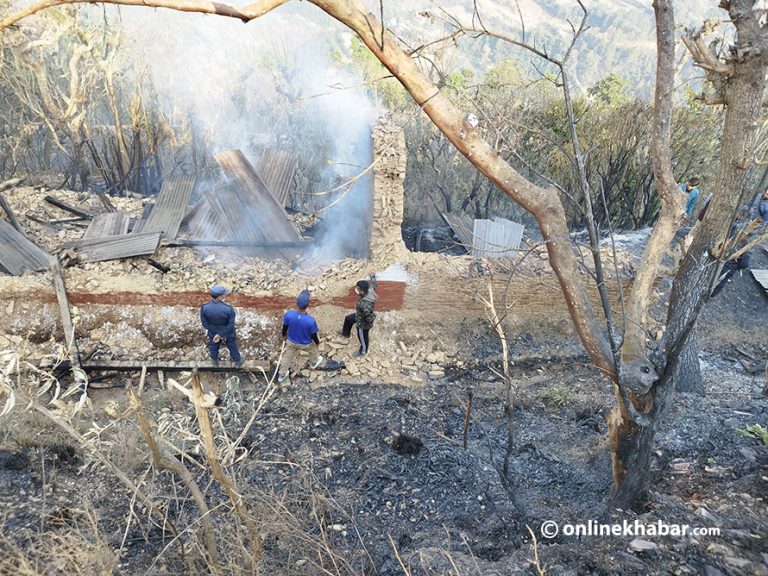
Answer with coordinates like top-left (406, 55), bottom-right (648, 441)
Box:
top-left (210, 284), bottom-right (230, 297)
top-left (296, 289), bottom-right (310, 309)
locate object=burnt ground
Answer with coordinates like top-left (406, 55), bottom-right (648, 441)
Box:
top-left (1, 252), bottom-right (767, 575)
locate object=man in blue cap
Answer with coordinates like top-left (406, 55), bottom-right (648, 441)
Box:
top-left (200, 285), bottom-right (242, 367)
top-left (277, 289), bottom-right (323, 383)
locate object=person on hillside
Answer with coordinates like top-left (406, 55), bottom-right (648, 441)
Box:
top-left (680, 176), bottom-right (702, 220)
top-left (674, 176), bottom-right (703, 256)
top-left (341, 273), bottom-right (378, 356)
top-left (278, 289), bottom-right (324, 383)
top-left (200, 285), bottom-right (242, 367)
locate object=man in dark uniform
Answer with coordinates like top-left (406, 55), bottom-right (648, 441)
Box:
top-left (200, 285), bottom-right (242, 367)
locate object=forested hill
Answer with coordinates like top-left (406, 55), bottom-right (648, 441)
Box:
top-left (361, 0), bottom-right (720, 94)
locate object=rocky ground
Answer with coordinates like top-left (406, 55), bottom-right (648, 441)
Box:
top-left (0, 186), bottom-right (767, 575)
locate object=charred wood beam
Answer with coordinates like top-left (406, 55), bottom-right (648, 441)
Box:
top-left (145, 257), bottom-right (171, 273)
top-left (44, 195), bottom-right (94, 220)
top-left (27, 214), bottom-right (89, 226)
top-left (0, 191), bottom-right (24, 233)
top-left (79, 359), bottom-right (269, 372)
top-left (163, 239), bottom-right (311, 248)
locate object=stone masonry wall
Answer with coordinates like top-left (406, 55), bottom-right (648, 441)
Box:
top-left (369, 117), bottom-right (408, 265)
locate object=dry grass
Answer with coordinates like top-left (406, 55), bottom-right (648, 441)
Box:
top-left (0, 508), bottom-right (117, 576)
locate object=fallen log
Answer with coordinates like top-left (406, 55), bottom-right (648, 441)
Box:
top-left (44, 195), bottom-right (94, 220)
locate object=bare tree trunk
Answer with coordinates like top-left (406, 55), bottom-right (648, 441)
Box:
top-left (674, 330), bottom-right (703, 394)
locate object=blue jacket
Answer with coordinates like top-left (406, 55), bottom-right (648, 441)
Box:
top-left (680, 183), bottom-right (700, 218)
top-left (200, 299), bottom-right (236, 338)
top-left (283, 309), bottom-right (318, 345)
top-left (752, 198), bottom-right (768, 231)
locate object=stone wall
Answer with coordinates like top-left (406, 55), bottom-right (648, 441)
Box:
top-left (369, 117), bottom-right (408, 265)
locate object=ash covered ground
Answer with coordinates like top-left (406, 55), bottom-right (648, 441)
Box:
top-left (1, 211), bottom-right (767, 574)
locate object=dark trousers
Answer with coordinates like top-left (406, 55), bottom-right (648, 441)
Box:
top-left (342, 313), bottom-right (370, 355)
top-left (712, 250), bottom-right (751, 297)
top-left (209, 334), bottom-right (241, 362)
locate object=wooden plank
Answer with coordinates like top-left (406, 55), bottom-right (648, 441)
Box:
top-left (0, 219), bottom-right (51, 275)
top-left (62, 232), bottom-right (161, 263)
top-left (137, 364), bottom-right (147, 396)
top-left (81, 359), bottom-right (269, 372)
top-left (50, 257), bottom-right (80, 367)
top-left (214, 150), bottom-right (301, 246)
top-left (83, 211), bottom-right (131, 239)
top-left (134, 175), bottom-right (196, 239)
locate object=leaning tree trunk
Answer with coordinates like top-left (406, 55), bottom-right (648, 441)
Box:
top-left (675, 330), bottom-right (703, 394)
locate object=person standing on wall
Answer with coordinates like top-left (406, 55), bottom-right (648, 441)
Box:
top-left (200, 285), bottom-right (242, 367)
top-left (341, 273), bottom-right (377, 356)
top-left (278, 289), bottom-right (324, 383)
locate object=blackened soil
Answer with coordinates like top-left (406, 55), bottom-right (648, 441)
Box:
top-left (402, 225), bottom-right (469, 255)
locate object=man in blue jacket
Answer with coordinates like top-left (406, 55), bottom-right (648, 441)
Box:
top-left (680, 176), bottom-right (702, 219)
top-left (200, 285), bottom-right (242, 367)
top-left (277, 290), bottom-right (324, 383)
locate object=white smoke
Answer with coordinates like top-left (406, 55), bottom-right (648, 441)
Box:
top-left (109, 2), bottom-right (379, 263)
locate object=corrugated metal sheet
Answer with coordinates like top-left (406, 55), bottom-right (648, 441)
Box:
top-left (66, 232), bottom-right (161, 263)
top-left (180, 195), bottom-right (232, 240)
top-left (214, 150), bottom-right (301, 254)
top-left (471, 217), bottom-right (525, 258)
top-left (441, 212), bottom-right (474, 249)
top-left (0, 219), bottom-right (51, 275)
top-left (83, 211), bottom-right (131, 239)
top-left (752, 269), bottom-right (768, 293)
top-left (256, 148), bottom-right (297, 206)
top-left (134, 175), bottom-right (196, 239)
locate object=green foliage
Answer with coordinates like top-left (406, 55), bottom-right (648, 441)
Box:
top-left (347, 36), bottom-right (407, 110)
top-left (737, 424), bottom-right (768, 446)
top-left (588, 73), bottom-right (631, 106)
top-left (539, 382), bottom-right (571, 408)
